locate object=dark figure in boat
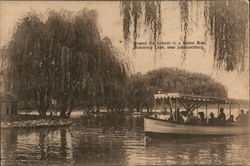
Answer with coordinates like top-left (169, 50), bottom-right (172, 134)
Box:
top-left (217, 108), bottom-right (226, 124)
top-left (198, 112), bottom-right (207, 124)
top-left (186, 112), bottom-right (199, 125)
top-left (176, 111), bottom-right (202, 125)
top-left (236, 110), bottom-right (248, 124)
top-left (168, 108), bottom-right (184, 124)
top-left (207, 111), bottom-right (228, 125)
top-left (208, 112), bottom-right (217, 125)
top-left (180, 111), bottom-right (188, 123)
top-left (161, 108), bottom-right (248, 126)
top-left (227, 115), bottom-right (235, 123)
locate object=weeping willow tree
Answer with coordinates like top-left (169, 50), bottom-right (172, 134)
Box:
top-left (178, 0), bottom-right (249, 71)
top-left (204, 0), bottom-right (249, 71)
top-left (179, 0), bottom-right (189, 58)
top-left (44, 9), bottom-right (103, 117)
top-left (5, 9), bottom-right (129, 117)
top-left (121, 0), bottom-right (249, 72)
top-left (6, 14), bottom-right (51, 116)
top-left (120, 1), bottom-right (162, 48)
top-left (99, 37), bottom-right (129, 112)
top-left (0, 47), bottom-right (10, 94)
top-left (78, 37), bottom-right (129, 113)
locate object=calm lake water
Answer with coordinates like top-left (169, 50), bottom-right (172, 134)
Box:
top-left (1, 113), bottom-right (250, 165)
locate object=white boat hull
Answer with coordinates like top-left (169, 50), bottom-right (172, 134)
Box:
top-left (144, 117), bottom-right (250, 135)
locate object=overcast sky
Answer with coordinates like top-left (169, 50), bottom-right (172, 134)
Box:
top-left (0, 1), bottom-right (249, 99)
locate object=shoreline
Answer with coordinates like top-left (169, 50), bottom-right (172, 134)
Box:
top-left (1, 118), bottom-right (72, 129)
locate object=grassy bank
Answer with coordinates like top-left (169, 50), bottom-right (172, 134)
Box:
top-left (1, 114), bottom-right (72, 129)
top-left (1, 114), bottom-right (65, 122)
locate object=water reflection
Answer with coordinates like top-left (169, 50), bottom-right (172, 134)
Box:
top-left (145, 134), bottom-right (250, 165)
top-left (1, 114), bottom-right (250, 165)
top-left (1, 127), bottom-right (74, 165)
top-left (1, 128), bottom-right (18, 164)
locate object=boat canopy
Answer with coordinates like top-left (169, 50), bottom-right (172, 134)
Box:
top-left (154, 92), bottom-right (249, 105)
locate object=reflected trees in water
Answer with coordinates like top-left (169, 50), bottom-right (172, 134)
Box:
top-left (1, 116), bottom-right (250, 165)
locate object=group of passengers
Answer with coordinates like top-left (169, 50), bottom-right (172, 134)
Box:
top-left (167, 108), bottom-right (249, 125)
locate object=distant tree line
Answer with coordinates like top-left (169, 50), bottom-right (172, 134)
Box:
top-left (2, 9), bottom-right (227, 118)
top-left (126, 68), bottom-right (227, 112)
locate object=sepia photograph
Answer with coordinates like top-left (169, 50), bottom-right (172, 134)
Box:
top-left (0, 0), bottom-right (249, 165)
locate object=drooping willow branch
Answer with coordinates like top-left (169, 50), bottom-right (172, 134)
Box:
top-left (144, 1), bottom-right (162, 46)
top-left (121, 0), bottom-right (248, 72)
top-left (204, 0), bottom-right (248, 71)
top-left (179, 0), bottom-right (189, 58)
top-left (120, 1), bottom-right (162, 48)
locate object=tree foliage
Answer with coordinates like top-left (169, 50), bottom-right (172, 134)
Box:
top-left (127, 73), bottom-right (156, 112)
top-left (120, 1), bottom-right (162, 48)
top-left (5, 9), bottom-right (129, 117)
top-left (204, 0), bottom-right (249, 71)
top-left (127, 68), bottom-right (227, 111)
top-left (121, 0), bottom-right (249, 71)
top-left (179, 0), bottom-right (189, 58)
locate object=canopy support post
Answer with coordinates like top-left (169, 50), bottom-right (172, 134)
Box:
top-left (196, 107), bottom-right (199, 118)
top-left (205, 102), bottom-right (208, 122)
top-left (162, 98), bottom-right (165, 113)
top-left (169, 98), bottom-right (175, 122)
top-left (229, 102), bottom-right (231, 115)
top-left (217, 103), bottom-right (220, 116)
top-left (154, 98), bottom-right (156, 111)
top-left (175, 98), bottom-right (177, 112)
top-left (175, 98), bottom-right (179, 121)
top-left (238, 103), bottom-right (240, 116)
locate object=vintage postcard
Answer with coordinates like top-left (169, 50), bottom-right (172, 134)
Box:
top-left (0, 0), bottom-right (249, 165)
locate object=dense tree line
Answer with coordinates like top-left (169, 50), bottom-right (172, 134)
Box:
top-left (127, 68), bottom-right (227, 112)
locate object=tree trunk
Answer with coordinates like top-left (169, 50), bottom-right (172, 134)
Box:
top-left (60, 103), bottom-right (68, 118)
top-left (96, 105), bottom-right (100, 113)
top-left (39, 108), bottom-right (47, 116)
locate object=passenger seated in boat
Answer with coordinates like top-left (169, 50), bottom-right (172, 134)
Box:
top-left (227, 115), bottom-right (235, 124)
top-left (236, 110), bottom-right (248, 124)
top-left (198, 112), bottom-right (206, 124)
top-left (186, 112), bottom-right (198, 125)
top-left (176, 108), bottom-right (184, 123)
top-left (180, 111), bottom-right (188, 123)
top-left (208, 112), bottom-right (216, 125)
top-left (217, 108), bottom-right (226, 124)
top-left (168, 108), bottom-right (184, 124)
top-left (168, 114), bottom-right (174, 122)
